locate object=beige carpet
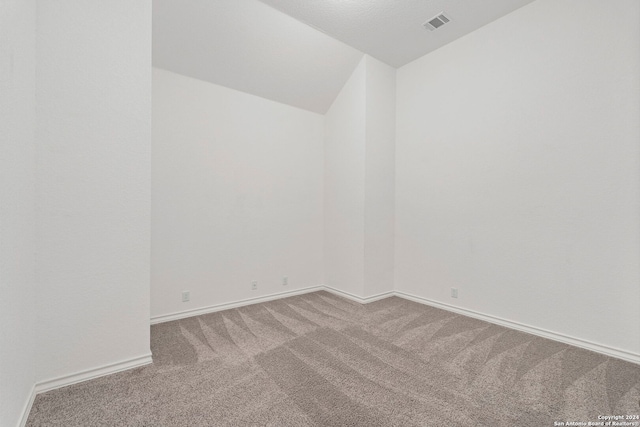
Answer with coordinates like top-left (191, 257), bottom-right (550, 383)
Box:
top-left (27, 291), bottom-right (640, 426)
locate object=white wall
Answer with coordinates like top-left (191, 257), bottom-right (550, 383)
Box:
top-left (0, 0), bottom-right (36, 424)
top-left (363, 56), bottom-right (396, 297)
top-left (395, 0), bottom-right (640, 356)
top-left (324, 58), bottom-right (367, 297)
top-left (324, 56), bottom-right (396, 298)
top-left (35, 0), bottom-right (152, 382)
top-left (152, 68), bottom-right (324, 318)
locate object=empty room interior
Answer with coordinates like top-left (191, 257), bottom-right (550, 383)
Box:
top-left (2, 0), bottom-right (640, 426)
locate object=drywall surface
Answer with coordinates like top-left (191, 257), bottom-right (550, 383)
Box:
top-left (0, 0), bottom-right (36, 424)
top-left (152, 68), bottom-right (324, 318)
top-left (258, 0), bottom-right (535, 68)
top-left (363, 56), bottom-right (396, 297)
top-left (324, 58), bottom-right (367, 297)
top-left (395, 0), bottom-right (640, 355)
top-left (324, 56), bottom-right (396, 299)
top-left (35, 0), bottom-right (152, 382)
top-left (153, 0), bottom-right (363, 114)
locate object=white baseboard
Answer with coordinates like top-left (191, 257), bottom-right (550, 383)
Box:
top-left (34, 353), bottom-right (153, 394)
top-left (18, 384), bottom-right (36, 427)
top-left (150, 286), bottom-right (323, 325)
top-left (149, 285), bottom-right (392, 325)
top-left (149, 285), bottom-right (638, 364)
top-left (322, 285), bottom-right (394, 304)
top-left (19, 284), bottom-right (637, 426)
top-left (20, 353), bottom-right (153, 426)
top-left (394, 290), bottom-right (640, 365)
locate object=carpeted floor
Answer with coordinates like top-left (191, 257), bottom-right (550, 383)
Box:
top-left (27, 291), bottom-right (640, 426)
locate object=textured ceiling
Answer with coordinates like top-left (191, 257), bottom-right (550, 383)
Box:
top-left (153, 0), bottom-right (363, 114)
top-left (153, 0), bottom-right (537, 113)
top-left (258, 0), bottom-right (537, 68)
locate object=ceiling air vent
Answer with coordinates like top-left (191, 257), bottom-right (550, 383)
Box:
top-left (423, 12), bottom-right (451, 31)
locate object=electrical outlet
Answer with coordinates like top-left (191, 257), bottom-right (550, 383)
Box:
top-left (451, 288), bottom-right (458, 298)
top-left (182, 291), bottom-right (190, 302)
top-left (251, 281), bottom-right (257, 290)
top-left (282, 276), bottom-right (288, 286)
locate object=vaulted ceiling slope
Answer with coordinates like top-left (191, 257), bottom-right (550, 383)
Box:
top-left (153, 0), bottom-right (536, 114)
top-left (153, 0), bottom-right (363, 114)
top-left (258, 0), bottom-right (536, 68)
